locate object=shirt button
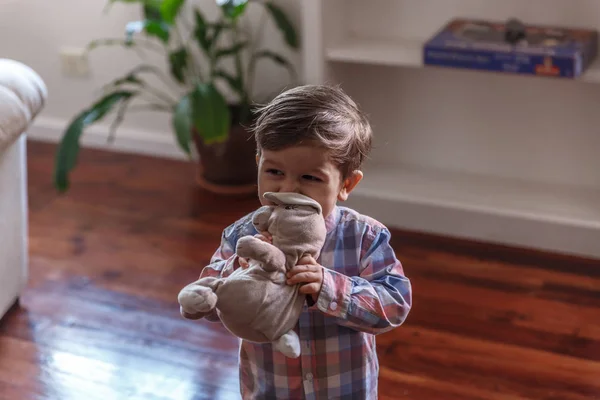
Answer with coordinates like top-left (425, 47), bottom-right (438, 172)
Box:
top-left (305, 373), bottom-right (313, 381)
top-left (330, 301), bottom-right (338, 311)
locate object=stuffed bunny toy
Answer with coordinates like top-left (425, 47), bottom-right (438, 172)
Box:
top-left (178, 192), bottom-right (327, 358)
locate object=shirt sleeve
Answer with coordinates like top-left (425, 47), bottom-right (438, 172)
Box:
top-left (314, 226), bottom-right (412, 334)
top-left (192, 221), bottom-right (244, 322)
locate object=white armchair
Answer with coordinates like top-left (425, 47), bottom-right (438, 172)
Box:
top-left (0, 59), bottom-right (47, 320)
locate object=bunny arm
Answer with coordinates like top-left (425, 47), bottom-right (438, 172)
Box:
top-left (252, 206), bottom-right (273, 233)
top-left (236, 236), bottom-right (286, 272)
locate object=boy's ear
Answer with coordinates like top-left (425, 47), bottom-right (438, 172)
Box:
top-left (338, 170), bottom-right (363, 202)
top-left (255, 153), bottom-right (260, 165)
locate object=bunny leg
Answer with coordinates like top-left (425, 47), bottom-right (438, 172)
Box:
top-left (273, 330), bottom-right (301, 358)
top-left (236, 236), bottom-right (286, 272)
top-left (178, 277), bottom-right (221, 315)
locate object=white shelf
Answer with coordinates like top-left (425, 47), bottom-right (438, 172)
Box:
top-left (326, 38), bottom-right (600, 83)
top-left (346, 164), bottom-right (600, 258)
top-left (304, 0), bottom-right (600, 259)
top-left (326, 38), bottom-right (424, 68)
top-left (581, 59), bottom-right (600, 83)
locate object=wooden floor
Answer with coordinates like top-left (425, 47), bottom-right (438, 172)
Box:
top-left (0, 140), bottom-right (599, 400)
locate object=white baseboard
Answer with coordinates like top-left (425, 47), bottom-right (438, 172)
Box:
top-left (26, 116), bottom-right (191, 161)
top-left (345, 164), bottom-right (600, 260)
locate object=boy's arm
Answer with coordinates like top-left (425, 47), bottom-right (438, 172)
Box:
top-left (184, 225), bottom-right (243, 322)
top-left (313, 227), bottom-right (412, 335)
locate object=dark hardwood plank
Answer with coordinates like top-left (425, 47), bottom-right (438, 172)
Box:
top-left (378, 368), bottom-right (531, 400)
top-left (0, 140), bottom-right (597, 399)
top-left (377, 326), bottom-right (600, 400)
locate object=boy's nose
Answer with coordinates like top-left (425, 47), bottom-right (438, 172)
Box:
top-left (280, 179), bottom-right (299, 193)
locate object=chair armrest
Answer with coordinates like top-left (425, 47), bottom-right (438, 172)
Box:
top-left (0, 59), bottom-right (47, 152)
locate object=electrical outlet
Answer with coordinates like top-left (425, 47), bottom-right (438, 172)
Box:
top-left (60, 47), bottom-right (90, 78)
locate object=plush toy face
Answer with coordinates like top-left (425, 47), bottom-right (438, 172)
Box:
top-left (272, 205), bottom-right (322, 239)
top-left (263, 192), bottom-right (323, 214)
top-left (259, 193), bottom-right (324, 239)
top-left (253, 192), bottom-right (328, 266)
top-left (252, 192), bottom-right (324, 235)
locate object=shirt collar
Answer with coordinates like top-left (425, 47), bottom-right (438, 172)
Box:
top-left (325, 205), bottom-right (340, 234)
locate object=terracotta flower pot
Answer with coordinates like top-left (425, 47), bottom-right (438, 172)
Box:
top-left (193, 105), bottom-right (258, 196)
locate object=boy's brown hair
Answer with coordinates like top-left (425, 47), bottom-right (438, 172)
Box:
top-left (252, 84), bottom-right (372, 178)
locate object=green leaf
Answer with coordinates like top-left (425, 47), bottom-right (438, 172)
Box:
top-left (84, 91), bottom-right (135, 124)
top-left (143, 4), bottom-right (162, 20)
top-left (191, 83), bottom-right (231, 144)
top-left (54, 114), bottom-right (87, 193)
top-left (144, 20), bottom-right (171, 42)
top-left (194, 10), bottom-right (227, 54)
top-left (216, 0), bottom-right (248, 19)
top-left (107, 0), bottom-right (162, 13)
top-left (109, 0), bottom-right (161, 4)
top-left (210, 23), bottom-right (225, 50)
top-left (214, 69), bottom-right (243, 95)
top-left (111, 74), bottom-right (144, 87)
top-left (264, 2), bottom-right (298, 49)
top-left (54, 91), bottom-right (134, 192)
top-left (108, 97), bottom-right (134, 143)
top-left (194, 9), bottom-right (210, 51)
top-left (169, 48), bottom-right (188, 83)
top-left (215, 41), bottom-right (247, 58)
top-left (102, 64), bottom-right (161, 92)
top-left (160, 0), bottom-right (185, 24)
top-left (126, 20), bottom-right (170, 43)
top-left (253, 50), bottom-right (296, 80)
top-left (87, 38), bottom-right (135, 51)
top-left (172, 95), bottom-right (193, 155)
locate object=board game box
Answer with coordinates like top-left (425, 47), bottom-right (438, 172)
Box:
top-left (423, 18), bottom-right (598, 79)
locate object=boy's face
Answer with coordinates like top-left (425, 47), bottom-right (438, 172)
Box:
top-left (256, 145), bottom-right (363, 218)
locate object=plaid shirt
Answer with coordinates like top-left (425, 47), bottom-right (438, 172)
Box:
top-left (200, 205), bottom-right (412, 399)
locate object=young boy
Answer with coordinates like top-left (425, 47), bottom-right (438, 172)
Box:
top-left (182, 85), bottom-right (412, 399)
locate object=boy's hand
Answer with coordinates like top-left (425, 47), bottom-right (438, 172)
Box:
top-left (286, 255), bottom-right (323, 302)
top-left (239, 257), bottom-right (250, 269)
top-left (255, 231), bottom-right (272, 243)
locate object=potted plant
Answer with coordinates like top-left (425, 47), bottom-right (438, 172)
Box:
top-left (54, 0), bottom-right (299, 194)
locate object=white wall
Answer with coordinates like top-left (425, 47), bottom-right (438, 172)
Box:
top-left (0, 0), bottom-right (301, 156)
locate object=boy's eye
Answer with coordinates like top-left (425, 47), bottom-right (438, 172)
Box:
top-left (266, 169), bottom-right (283, 176)
top-left (302, 175), bottom-right (322, 182)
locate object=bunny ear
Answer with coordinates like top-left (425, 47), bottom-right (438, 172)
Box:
top-left (263, 192), bottom-right (322, 214)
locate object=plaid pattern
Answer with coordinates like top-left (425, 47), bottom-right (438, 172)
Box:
top-left (199, 206), bottom-right (412, 399)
